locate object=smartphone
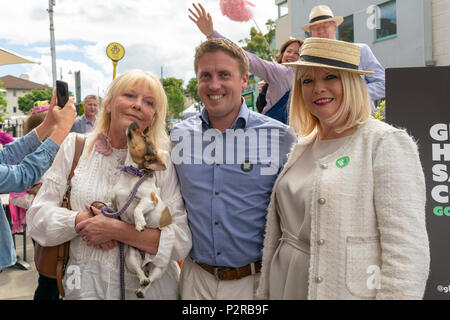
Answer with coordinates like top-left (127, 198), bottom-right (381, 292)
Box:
top-left (56, 80), bottom-right (69, 108)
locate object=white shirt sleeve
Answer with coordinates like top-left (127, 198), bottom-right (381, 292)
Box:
top-left (27, 133), bottom-right (80, 246)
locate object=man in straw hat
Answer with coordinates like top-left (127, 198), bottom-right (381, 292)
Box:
top-left (302, 5), bottom-right (385, 109)
top-left (256, 37), bottom-right (429, 299)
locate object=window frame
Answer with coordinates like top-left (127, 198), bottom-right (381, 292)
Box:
top-left (277, 1), bottom-right (288, 18)
top-left (337, 14), bottom-right (354, 43)
top-left (374, 0), bottom-right (397, 42)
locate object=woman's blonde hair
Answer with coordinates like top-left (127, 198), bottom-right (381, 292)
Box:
top-left (289, 66), bottom-right (371, 137)
top-left (87, 69), bottom-right (170, 154)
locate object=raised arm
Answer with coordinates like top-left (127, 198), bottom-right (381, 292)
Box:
top-left (188, 3), bottom-right (293, 89)
top-left (188, 2), bottom-right (214, 37)
top-left (0, 91), bottom-right (76, 193)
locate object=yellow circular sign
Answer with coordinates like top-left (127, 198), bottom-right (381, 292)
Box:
top-left (106, 42), bottom-right (125, 61)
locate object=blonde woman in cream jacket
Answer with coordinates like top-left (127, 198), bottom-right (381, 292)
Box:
top-left (256, 38), bottom-right (430, 300)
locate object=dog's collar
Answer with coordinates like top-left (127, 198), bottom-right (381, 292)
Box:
top-left (118, 165), bottom-right (149, 177)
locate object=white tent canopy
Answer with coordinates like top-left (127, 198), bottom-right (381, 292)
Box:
top-left (0, 47), bottom-right (39, 66)
top-left (179, 102), bottom-right (202, 118)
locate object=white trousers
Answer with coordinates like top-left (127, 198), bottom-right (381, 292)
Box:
top-left (179, 257), bottom-right (261, 300)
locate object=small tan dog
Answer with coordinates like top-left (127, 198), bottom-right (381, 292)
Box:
top-left (108, 122), bottom-right (172, 298)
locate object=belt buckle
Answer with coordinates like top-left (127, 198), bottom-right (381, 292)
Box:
top-left (213, 267), bottom-right (232, 281)
top-left (214, 267), bottom-right (220, 281)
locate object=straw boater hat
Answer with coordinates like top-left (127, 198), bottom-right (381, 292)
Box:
top-left (284, 37), bottom-right (374, 75)
top-left (301, 5), bottom-right (344, 32)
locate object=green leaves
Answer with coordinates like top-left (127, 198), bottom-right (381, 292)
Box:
top-left (18, 88), bottom-right (53, 114)
top-left (162, 77), bottom-right (185, 119)
top-left (238, 19), bottom-right (278, 61)
top-left (186, 78), bottom-right (201, 104)
top-left (373, 99), bottom-right (385, 121)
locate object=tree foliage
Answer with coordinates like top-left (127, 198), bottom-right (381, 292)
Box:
top-left (186, 78), bottom-right (201, 103)
top-left (239, 19), bottom-right (277, 61)
top-left (162, 77), bottom-right (185, 119)
top-left (18, 89), bottom-right (53, 114)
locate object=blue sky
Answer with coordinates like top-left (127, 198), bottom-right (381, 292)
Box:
top-left (1, 0), bottom-right (278, 99)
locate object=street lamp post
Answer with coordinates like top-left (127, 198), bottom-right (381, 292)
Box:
top-left (68, 70), bottom-right (81, 114)
top-left (48, 0), bottom-right (57, 89)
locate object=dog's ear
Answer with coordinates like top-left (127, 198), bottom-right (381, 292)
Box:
top-left (144, 154), bottom-right (166, 171)
top-left (143, 126), bottom-right (150, 135)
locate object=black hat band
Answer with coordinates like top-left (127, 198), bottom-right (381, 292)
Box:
top-left (300, 55), bottom-right (359, 70)
top-left (309, 15), bottom-right (333, 24)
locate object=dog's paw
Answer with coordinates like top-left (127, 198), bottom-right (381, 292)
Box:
top-left (139, 278), bottom-right (150, 287)
top-left (135, 288), bottom-right (145, 299)
top-left (135, 221), bottom-right (146, 232)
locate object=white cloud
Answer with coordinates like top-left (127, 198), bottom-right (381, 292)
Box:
top-left (1, 0), bottom-right (278, 98)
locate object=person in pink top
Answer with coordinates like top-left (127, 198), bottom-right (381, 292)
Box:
top-left (0, 122), bottom-right (14, 145)
top-left (189, 3), bottom-right (302, 124)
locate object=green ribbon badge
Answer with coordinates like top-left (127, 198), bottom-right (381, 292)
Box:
top-left (336, 156), bottom-right (350, 168)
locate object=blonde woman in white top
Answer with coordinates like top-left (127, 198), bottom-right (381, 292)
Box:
top-left (27, 70), bottom-right (192, 300)
top-left (256, 38), bottom-right (430, 300)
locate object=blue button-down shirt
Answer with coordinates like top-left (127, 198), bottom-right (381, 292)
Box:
top-left (0, 131), bottom-right (59, 269)
top-left (70, 114), bottom-right (95, 134)
top-left (358, 43), bottom-right (386, 109)
top-left (171, 101), bottom-right (296, 268)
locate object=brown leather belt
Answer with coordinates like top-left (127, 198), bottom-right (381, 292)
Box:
top-left (194, 260), bottom-right (262, 281)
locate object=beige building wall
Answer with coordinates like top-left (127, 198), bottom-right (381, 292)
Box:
top-left (4, 88), bottom-right (29, 117)
top-left (274, 0), bottom-right (292, 50)
top-left (432, 0), bottom-right (450, 66)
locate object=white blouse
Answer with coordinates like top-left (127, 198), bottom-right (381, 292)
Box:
top-left (27, 132), bottom-right (192, 300)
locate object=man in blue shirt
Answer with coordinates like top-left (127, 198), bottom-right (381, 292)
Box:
top-left (70, 95), bottom-right (99, 134)
top-left (171, 38), bottom-right (296, 299)
top-left (302, 5), bottom-right (386, 108)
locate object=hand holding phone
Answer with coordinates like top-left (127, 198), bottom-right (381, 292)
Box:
top-left (56, 80), bottom-right (69, 108)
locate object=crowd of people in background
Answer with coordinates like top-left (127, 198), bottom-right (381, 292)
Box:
top-left (0, 3), bottom-right (430, 301)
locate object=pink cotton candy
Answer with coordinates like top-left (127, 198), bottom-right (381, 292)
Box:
top-left (220, 0), bottom-right (255, 22)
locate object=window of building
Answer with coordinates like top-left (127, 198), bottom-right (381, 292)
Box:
top-left (277, 1), bottom-right (288, 18)
top-left (13, 107), bottom-right (17, 113)
top-left (338, 15), bottom-right (354, 43)
top-left (13, 90), bottom-right (16, 97)
top-left (375, 0), bottom-right (397, 41)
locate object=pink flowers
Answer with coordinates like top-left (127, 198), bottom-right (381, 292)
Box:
top-left (95, 132), bottom-right (113, 156)
top-left (220, 0), bottom-right (255, 22)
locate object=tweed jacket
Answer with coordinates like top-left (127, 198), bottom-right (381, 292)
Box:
top-left (256, 118), bottom-right (430, 300)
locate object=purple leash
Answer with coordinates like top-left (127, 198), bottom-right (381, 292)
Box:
top-left (100, 166), bottom-right (150, 300)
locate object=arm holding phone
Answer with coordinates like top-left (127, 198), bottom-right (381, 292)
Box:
top-left (0, 83), bottom-right (76, 269)
top-left (35, 84), bottom-right (77, 146)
